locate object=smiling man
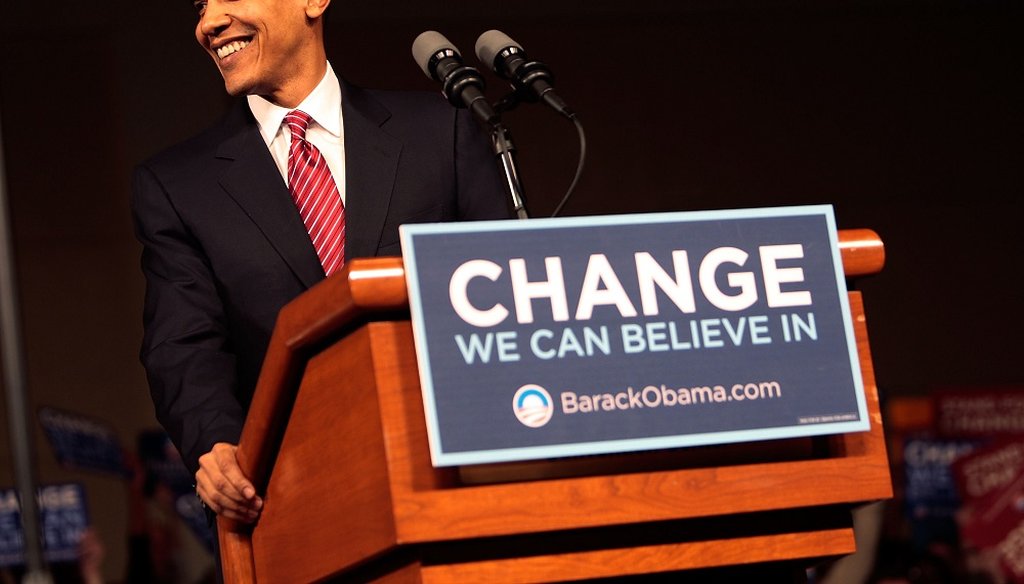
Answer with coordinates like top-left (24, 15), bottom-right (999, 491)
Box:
top-left (130, 0), bottom-right (510, 546)
top-left (195, 0), bottom-right (327, 107)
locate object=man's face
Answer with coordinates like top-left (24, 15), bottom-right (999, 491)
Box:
top-left (193, 0), bottom-right (321, 102)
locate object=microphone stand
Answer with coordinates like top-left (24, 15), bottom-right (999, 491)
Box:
top-left (487, 91), bottom-right (529, 220)
top-left (491, 124), bottom-right (528, 220)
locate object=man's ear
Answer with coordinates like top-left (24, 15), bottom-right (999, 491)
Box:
top-left (305, 0), bottom-right (330, 19)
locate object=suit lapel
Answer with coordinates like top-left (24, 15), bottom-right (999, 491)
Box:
top-left (339, 80), bottom-right (402, 260)
top-left (210, 80), bottom-right (401, 287)
top-left (215, 103), bottom-right (325, 289)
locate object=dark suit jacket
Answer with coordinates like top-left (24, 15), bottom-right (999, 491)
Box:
top-left (131, 80), bottom-right (511, 474)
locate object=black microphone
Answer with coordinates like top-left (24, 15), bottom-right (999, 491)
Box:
top-left (474, 30), bottom-right (574, 119)
top-left (412, 31), bottom-right (499, 127)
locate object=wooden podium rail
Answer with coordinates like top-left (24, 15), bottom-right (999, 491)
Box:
top-left (218, 229), bottom-right (890, 583)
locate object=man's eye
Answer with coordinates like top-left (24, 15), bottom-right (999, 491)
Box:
top-left (193, 0), bottom-right (207, 14)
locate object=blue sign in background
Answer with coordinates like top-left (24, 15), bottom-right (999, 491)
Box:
top-left (0, 483), bottom-right (89, 567)
top-left (38, 407), bottom-right (127, 477)
top-left (402, 206), bottom-right (869, 466)
top-left (902, 438), bottom-right (984, 551)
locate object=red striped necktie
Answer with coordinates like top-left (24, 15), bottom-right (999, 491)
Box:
top-left (285, 110), bottom-right (346, 276)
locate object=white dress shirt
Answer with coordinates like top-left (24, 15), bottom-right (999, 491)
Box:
top-left (246, 62), bottom-right (347, 204)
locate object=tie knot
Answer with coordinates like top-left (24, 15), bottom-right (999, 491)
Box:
top-left (284, 110), bottom-right (313, 142)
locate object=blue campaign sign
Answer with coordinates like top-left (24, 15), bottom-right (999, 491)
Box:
top-left (39, 407), bottom-right (126, 477)
top-left (400, 205), bottom-right (870, 467)
top-left (0, 483), bottom-right (90, 566)
top-left (901, 438), bottom-right (983, 550)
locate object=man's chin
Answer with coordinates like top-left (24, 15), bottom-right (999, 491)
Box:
top-left (222, 78), bottom-right (255, 97)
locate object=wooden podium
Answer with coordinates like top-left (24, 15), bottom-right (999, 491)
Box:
top-left (218, 229), bottom-right (891, 583)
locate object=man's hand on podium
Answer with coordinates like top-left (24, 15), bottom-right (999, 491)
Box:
top-left (196, 442), bottom-right (263, 524)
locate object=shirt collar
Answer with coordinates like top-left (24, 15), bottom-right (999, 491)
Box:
top-left (247, 61), bottom-right (343, 145)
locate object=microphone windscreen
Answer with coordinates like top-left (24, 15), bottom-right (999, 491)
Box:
top-left (412, 31), bottom-right (458, 79)
top-left (475, 29), bottom-right (522, 69)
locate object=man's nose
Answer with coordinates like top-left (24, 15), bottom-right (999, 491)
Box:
top-left (198, 0), bottom-right (231, 37)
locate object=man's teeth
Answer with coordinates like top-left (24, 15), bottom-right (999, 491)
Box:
top-left (216, 40), bottom-right (250, 59)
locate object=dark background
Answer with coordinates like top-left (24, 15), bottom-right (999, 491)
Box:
top-left (0, 0), bottom-right (1020, 578)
